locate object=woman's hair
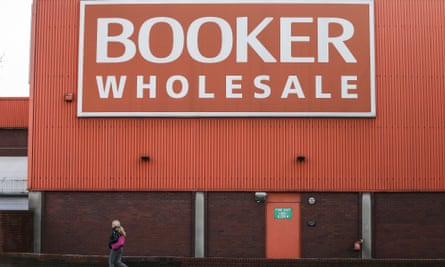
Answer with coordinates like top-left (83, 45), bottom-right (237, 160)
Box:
top-left (117, 226), bottom-right (127, 237)
top-left (111, 220), bottom-right (121, 228)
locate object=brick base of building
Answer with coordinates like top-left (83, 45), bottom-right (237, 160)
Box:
top-left (0, 211), bottom-right (33, 253)
top-left (1, 253), bottom-right (445, 267)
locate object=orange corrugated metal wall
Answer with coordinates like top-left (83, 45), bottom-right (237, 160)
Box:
top-left (0, 98), bottom-right (29, 128)
top-left (29, 0), bottom-right (445, 191)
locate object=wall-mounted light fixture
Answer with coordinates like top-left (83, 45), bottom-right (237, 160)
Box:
top-left (64, 92), bottom-right (74, 102)
top-left (307, 220), bottom-right (316, 227)
top-left (140, 155), bottom-right (150, 161)
top-left (254, 192), bottom-right (267, 203)
top-left (296, 155), bottom-right (306, 162)
top-left (308, 196), bottom-right (316, 205)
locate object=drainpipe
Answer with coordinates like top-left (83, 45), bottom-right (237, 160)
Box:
top-left (361, 192), bottom-right (372, 259)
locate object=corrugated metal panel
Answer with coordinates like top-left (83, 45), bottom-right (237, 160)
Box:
top-left (0, 98), bottom-right (29, 128)
top-left (29, 0), bottom-right (445, 192)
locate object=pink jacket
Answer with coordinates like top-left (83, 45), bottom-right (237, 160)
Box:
top-left (111, 235), bottom-right (125, 250)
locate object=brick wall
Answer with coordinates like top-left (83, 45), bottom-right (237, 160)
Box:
top-left (300, 193), bottom-right (361, 258)
top-left (41, 192), bottom-right (445, 259)
top-left (206, 192), bottom-right (363, 258)
top-left (206, 192), bottom-right (265, 257)
top-left (42, 192), bottom-right (265, 258)
top-left (374, 193), bottom-right (445, 258)
top-left (0, 211), bottom-right (33, 252)
top-left (42, 192), bottom-right (363, 258)
top-left (42, 192), bottom-right (194, 256)
top-left (1, 253), bottom-right (445, 267)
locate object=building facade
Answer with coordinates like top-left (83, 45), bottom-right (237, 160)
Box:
top-left (25, 0), bottom-right (445, 258)
top-left (0, 98), bottom-right (28, 209)
top-left (0, 97), bottom-right (33, 253)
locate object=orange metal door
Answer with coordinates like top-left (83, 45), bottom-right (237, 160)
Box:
top-left (265, 193), bottom-right (301, 258)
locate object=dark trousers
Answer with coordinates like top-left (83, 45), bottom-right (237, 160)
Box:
top-left (109, 247), bottom-right (128, 267)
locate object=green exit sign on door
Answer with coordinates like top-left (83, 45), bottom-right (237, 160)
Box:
top-left (274, 208), bottom-right (292, 219)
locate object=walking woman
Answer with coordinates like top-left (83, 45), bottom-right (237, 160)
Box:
top-left (108, 220), bottom-right (128, 267)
